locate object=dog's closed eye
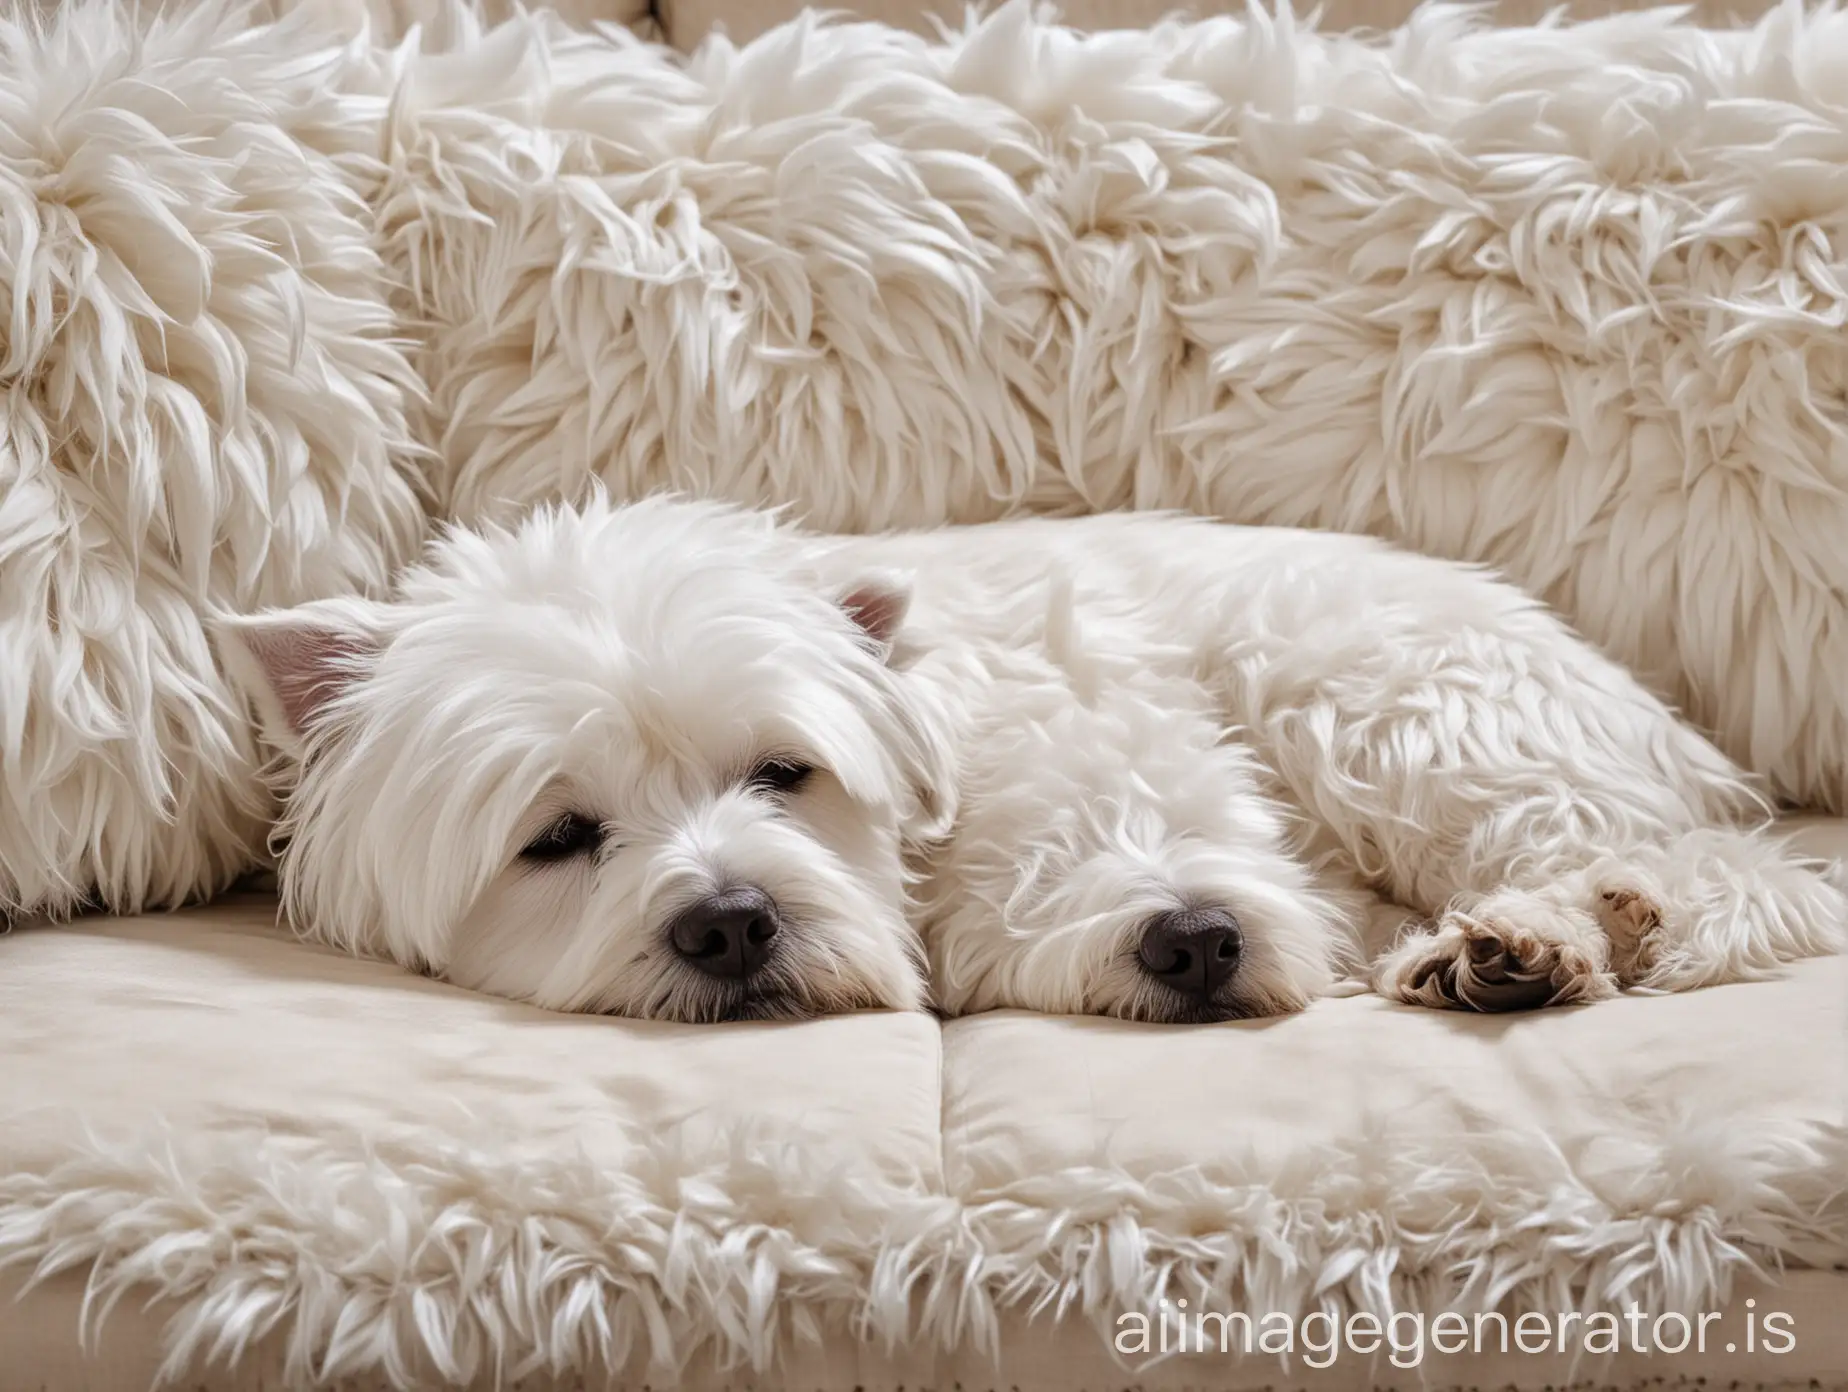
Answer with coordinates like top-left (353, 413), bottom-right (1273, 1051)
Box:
top-left (747, 757), bottom-right (814, 796)
top-left (519, 812), bottom-right (605, 862)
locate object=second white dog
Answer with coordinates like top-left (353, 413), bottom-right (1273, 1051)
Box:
top-left (217, 499), bottom-right (1844, 1023)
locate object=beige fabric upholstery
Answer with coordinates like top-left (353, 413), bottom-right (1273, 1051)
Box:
top-left (657, 0), bottom-right (1784, 51)
top-left (0, 903), bottom-right (941, 1182)
top-left (1, 815), bottom-right (1842, 1390)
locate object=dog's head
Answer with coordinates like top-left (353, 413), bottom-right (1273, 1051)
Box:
top-left (215, 496), bottom-right (951, 1022)
top-left (920, 668), bottom-right (1346, 1024)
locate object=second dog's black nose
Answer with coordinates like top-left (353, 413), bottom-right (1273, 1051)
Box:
top-left (1137, 906), bottom-right (1242, 1001)
top-left (668, 887), bottom-right (781, 980)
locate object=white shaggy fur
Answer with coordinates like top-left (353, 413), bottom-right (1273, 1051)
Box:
top-left (218, 499), bottom-right (1843, 1023)
top-left (374, 0), bottom-right (1848, 813)
top-left (1, 1114), bottom-right (1841, 1387)
top-left (0, 0), bottom-right (426, 919)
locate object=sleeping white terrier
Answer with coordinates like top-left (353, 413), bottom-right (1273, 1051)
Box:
top-left (215, 497), bottom-right (1844, 1024)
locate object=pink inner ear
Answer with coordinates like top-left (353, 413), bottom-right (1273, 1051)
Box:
top-left (244, 625), bottom-right (376, 738)
top-left (840, 583), bottom-right (907, 650)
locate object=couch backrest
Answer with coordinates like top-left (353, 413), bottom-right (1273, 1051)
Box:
top-left (656, 0), bottom-right (1778, 50)
top-left (311, 0), bottom-right (1784, 50)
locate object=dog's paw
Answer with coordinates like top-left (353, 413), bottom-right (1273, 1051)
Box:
top-left (1375, 895), bottom-right (1617, 1012)
top-left (1594, 881), bottom-right (1667, 986)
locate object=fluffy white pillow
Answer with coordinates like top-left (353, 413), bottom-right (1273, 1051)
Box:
top-left (0, 1), bottom-right (426, 917)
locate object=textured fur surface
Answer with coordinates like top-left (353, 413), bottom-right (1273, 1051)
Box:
top-left (1, 1114), bottom-right (1841, 1387)
top-left (216, 499), bottom-right (1844, 1023)
top-left (375, 0), bottom-right (1848, 813)
top-left (0, 0), bottom-right (426, 919)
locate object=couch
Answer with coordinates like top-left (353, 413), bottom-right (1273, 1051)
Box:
top-left (1, 0), bottom-right (1843, 1389)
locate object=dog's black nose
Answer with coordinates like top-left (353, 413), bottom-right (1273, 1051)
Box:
top-left (1137, 906), bottom-right (1242, 1001)
top-left (668, 887), bottom-right (781, 980)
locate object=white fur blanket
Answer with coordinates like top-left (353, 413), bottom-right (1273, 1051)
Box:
top-left (6, 0), bottom-right (1848, 919)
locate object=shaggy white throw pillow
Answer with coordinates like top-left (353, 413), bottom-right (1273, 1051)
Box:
top-left (0, 1), bottom-right (425, 918)
top-left (377, 0), bottom-right (1848, 813)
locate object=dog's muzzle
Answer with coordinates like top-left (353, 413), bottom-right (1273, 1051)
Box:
top-left (1137, 906), bottom-right (1242, 1004)
top-left (667, 886), bottom-right (781, 981)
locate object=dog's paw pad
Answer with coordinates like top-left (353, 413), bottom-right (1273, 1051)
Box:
top-left (1383, 910), bottom-right (1613, 1013)
top-left (1598, 885), bottom-right (1660, 929)
top-left (1464, 930), bottom-right (1506, 966)
top-left (1445, 918), bottom-right (1580, 1010)
top-left (1597, 882), bottom-right (1666, 984)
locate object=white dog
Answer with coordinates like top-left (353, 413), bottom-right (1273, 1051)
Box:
top-left (215, 497), bottom-right (1844, 1024)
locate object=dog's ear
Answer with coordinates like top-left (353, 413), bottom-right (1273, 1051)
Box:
top-left (211, 602), bottom-right (386, 760)
top-left (838, 571), bottom-right (912, 660)
top-left (838, 570), bottom-right (956, 836)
